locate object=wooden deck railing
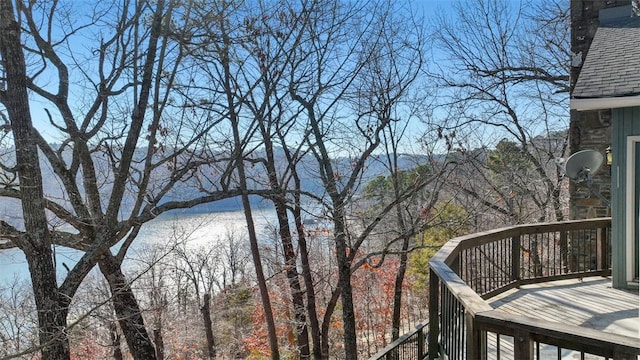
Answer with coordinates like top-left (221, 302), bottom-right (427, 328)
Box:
top-left (426, 217), bottom-right (640, 360)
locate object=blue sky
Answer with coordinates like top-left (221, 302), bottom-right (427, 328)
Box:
top-left (22, 0), bottom-right (532, 150)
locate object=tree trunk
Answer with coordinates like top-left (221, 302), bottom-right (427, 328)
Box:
top-left (297, 97), bottom-right (359, 359)
top-left (219, 12), bottom-right (279, 358)
top-left (285, 145), bottom-right (323, 359)
top-left (325, 198), bottom-right (358, 358)
top-left (27, 252), bottom-right (71, 359)
top-left (0, 1), bottom-right (71, 358)
top-left (110, 322), bottom-right (124, 360)
top-left (202, 293), bottom-right (216, 359)
top-left (154, 328), bottom-right (164, 360)
top-left (239, 184), bottom-right (280, 359)
top-left (295, 212), bottom-right (323, 359)
top-left (321, 288), bottom-right (341, 359)
top-left (391, 236), bottom-right (410, 340)
top-left (261, 131), bottom-right (310, 358)
top-left (98, 253), bottom-right (157, 360)
top-left (334, 219), bottom-right (358, 359)
top-left (273, 199), bottom-right (310, 358)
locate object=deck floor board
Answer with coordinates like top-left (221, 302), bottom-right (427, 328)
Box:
top-left (483, 276), bottom-right (639, 359)
top-left (488, 276), bottom-right (639, 338)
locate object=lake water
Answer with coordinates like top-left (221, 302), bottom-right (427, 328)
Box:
top-left (0, 208), bottom-right (278, 284)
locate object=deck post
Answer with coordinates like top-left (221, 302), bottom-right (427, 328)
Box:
top-left (428, 269), bottom-right (439, 360)
top-left (465, 312), bottom-right (485, 360)
top-left (513, 329), bottom-right (533, 360)
top-left (511, 235), bottom-right (520, 283)
top-left (417, 325), bottom-right (425, 359)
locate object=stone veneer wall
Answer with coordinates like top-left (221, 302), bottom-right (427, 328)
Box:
top-left (569, 0), bottom-right (629, 219)
top-left (569, 110), bottom-right (612, 218)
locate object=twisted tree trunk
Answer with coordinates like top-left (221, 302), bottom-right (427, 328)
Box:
top-left (99, 253), bottom-right (157, 360)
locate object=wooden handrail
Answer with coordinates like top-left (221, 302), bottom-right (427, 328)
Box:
top-left (430, 219), bottom-right (614, 318)
top-left (439, 218), bottom-right (611, 264)
top-left (429, 260), bottom-right (492, 316)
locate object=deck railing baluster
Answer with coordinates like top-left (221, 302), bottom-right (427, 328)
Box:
top-left (560, 230), bottom-right (568, 274)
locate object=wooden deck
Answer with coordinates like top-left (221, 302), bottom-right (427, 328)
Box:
top-left (423, 219), bottom-right (638, 360)
top-left (482, 276), bottom-right (639, 359)
top-left (488, 276), bottom-right (639, 339)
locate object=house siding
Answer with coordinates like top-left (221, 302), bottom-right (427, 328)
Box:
top-left (611, 106), bottom-right (640, 288)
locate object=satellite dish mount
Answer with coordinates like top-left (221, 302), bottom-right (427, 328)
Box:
top-left (564, 150), bottom-right (610, 207)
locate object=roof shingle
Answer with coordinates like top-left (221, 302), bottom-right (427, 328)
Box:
top-left (572, 16), bottom-right (640, 99)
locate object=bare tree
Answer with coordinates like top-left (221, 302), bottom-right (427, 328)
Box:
top-left (432, 0), bottom-right (570, 225)
top-left (0, 1), bottom-right (72, 357)
top-left (218, 1), bottom-right (318, 356)
top-left (173, 242), bottom-right (220, 359)
top-left (182, 1), bottom-right (431, 358)
top-left (183, 1), bottom-right (283, 357)
top-left (0, 277), bottom-right (37, 357)
top-left (284, 1), bottom-right (427, 357)
top-left (217, 229), bottom-right (251, 291)
top-left (0, 0), bottom-right (241, 358)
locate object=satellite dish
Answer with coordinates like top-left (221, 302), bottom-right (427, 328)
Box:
top-left (564, 149), bottom-right (609, 207)
top-left (564, 150), bottom-right (604, 183)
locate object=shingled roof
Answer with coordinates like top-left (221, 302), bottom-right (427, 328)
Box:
top-left (572, 16), bottom-right (640, 100)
